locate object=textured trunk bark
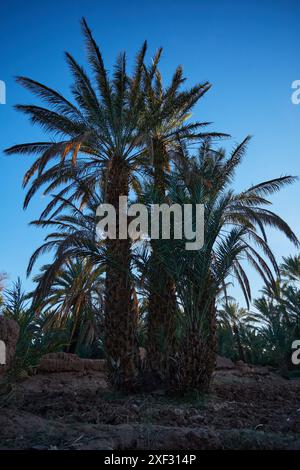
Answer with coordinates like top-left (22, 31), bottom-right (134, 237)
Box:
top-left (171, 297), bottom-right (217, 394)
top-left (68, 319), bottom-right (81, 354)
top-left (147, 259), bottom-right (177, 378)
top-left (104, 157), bottom-right (139, 391)
top-left (279, 352), bottom-right (290, 379)
top-left (146, 138), bottom-right (177, 380)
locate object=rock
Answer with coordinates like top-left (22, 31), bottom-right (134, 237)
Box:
top-left (0, 316), bottom-right (20, 375)
top-left (216, 355), bottom-right (235, 370)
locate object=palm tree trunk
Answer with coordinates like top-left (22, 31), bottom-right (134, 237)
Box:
top-left (104, 157), bottom-right (139, 391)
top-left (279, 352), bottom-right (290, 378)
top-left (68, 319), bottom-right (81, 354)
top-left (171, 297), bottom-right (217, 394)
top-left (147, 261), bottom-right (177, 378)
top-left (146, 138), bottom-right (177, 380)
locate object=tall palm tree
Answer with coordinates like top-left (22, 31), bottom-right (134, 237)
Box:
top-left (5, 19), bottom-right (148, 390)
top-left (140, 59), bottom-right (227, 378)
top-left (157, 138), bottom-right (298, 393)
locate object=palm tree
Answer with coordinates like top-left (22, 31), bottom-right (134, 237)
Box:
top-left (5, 19), bottom-right (148, 390)
top-left (157, 138), bottom-right (298, 393)
top-left (281, 254), bottom-right (300, 283)
top-left (217, 302), bottom-right (258, 361)
top-left (253, 255), bottom-right (300, 374)
top-left (2, 279), bottom-right (65, 371)
top-left (33, 259), bottom-right (104, 354)
top-left (140, 58), bottom-right (227, 378)
top-left (254, 295), bottom-right (294, 375)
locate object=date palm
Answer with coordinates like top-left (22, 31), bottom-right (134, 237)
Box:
top-left (217, 302), bottom-right (256, 361)
top-left (141, 58), bottom-right (227, 378)
top-left (3, 279), bottom-right (66, 371)
top-left (5, 19), bottom-right (147, 390)
top-left (254, 295), bottom-right (294, 375)
top-left (159, 137), bottom-right (298, 393)
top-left (33, 258), bottom-right (104, 354)
top-left (280, 254), bottom-right (300, 284)
top-left (253, 254), bottom-right (300, 374)
top-left (28, 193), bottom-right (143, 376)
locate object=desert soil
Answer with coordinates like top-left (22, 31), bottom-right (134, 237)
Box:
top-left (1, 367), bottom-right (300, 450)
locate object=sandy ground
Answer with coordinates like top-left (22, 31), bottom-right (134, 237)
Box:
top-left (1, 367), bottom-right (300, 450)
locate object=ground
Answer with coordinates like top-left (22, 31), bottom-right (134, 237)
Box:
top-left (1, 364), bottom-right (300, 450)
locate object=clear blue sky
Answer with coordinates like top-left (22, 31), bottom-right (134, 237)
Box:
top-left (0, 0), bottom-right (300, 304)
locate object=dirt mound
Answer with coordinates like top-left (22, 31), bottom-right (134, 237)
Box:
top-left (81, 358), bottom-right (106, 372)
top-left (216, 356), bottom-right (273, 376)
top-left (37, 352), bottom-right (106, 373)
top-left (216, 355), bottom-right (235, 370)
top-left (0, 316), bottom-right (19, 375)
top-left (38, 350), bottom-right (148, 374)
top-left (38, 353), bottom-right (265, 376)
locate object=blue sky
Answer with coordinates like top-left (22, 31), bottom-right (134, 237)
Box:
top-left (0, 0), bottom-right (300, 304)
